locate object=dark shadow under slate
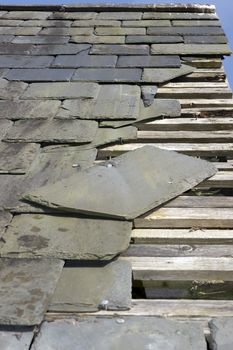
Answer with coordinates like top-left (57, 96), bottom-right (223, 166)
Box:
top-left (25, 146), bottom-right (217, 220)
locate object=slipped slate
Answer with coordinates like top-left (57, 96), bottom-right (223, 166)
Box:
top-left (49, 259), bottom-right (131, 312)
top-left (72, 68), bottom-right (142, 82)
top-left (0, 143), bottom-right (40, 174)
top-left (31, 317), bottom-right (206, 350)
top-left (117, 55), bottom-right (181, 68)
top-left (209, 318), bottom-right (233, 350)
top-left (0, 329), bottom-right (34, 350)
top-left (1, 214), bottom-right (132, 260)
top-left (24, 146), bottom-right (216, 220)
top-left (0, 258), bottom-right (64, 325)
top-left (4, 119), bottom-right (98, 144)
top-left (142, 64), bottom-right (195, 83)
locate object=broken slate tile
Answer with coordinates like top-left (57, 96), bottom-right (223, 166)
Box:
top-left (0, 258), bottom-right (64, 325)
top-left (151, 43), bottom-right (232, 55)
top-left (0, 79), bottom-right (28, 99)
top-left (31, 317), bottom-right (206, 350)
top-left (117, 55), bottom-right (181, 68)
top-left (0, 143), bottom-right (40, 174)
top-left (0, 328), bottom-right (34, 350)
top-left (72, 68), bottom-right (142, 82)
top-left (53, 51), bottom-right (117, 68)
top-left (31, 43), bottom-right (91, 55)
top-left (0, 55), bottom-right (53, 68)
top-left (21, 82), bottom-right (99, 99)
top-left (4, 119), bottom-right (98, 144)
top-left (12, 36), bottom-right (69, 44)
top-left (49, 259), bottom-right (131, 312)
top-left (1, 214), bottom-right (132, 260)
top-left (24, 146), bottom-right (216, 220)
top-left (209, 318), bottom-right (233, 350)
top-left (0, 100), bottom-right (61, 120)
top-left (142, 64), bottom-right (195, 83)
top-left (141, 86), bottom-right (158, 107)
top-left (126, 35), bottom-right (183, 44)
top-left (90, 44), bottom-right (149, 55)
top-left (6, 69), bottom-right (75, 82)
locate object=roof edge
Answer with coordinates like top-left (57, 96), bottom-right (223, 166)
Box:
top-left (0, 4), bottom-right (216, 13)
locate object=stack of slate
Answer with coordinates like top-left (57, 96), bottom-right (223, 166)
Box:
top-left (0, 3), bottom-right (232, 349)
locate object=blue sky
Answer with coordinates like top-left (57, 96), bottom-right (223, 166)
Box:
top-left (1, 0), bottom-right (233, 87)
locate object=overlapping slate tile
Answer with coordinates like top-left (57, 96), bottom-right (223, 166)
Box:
top-left (53, 51), bottom-right (117, 68)
top-left (3, 11), bottom-right (52, 20)
top-left (71, 35), bottom-right (125, 44)
top-left (97, 12), bottom-right (142, 20)
top-left (6, 69), bottom-right (75, 82)
top-left (0, 19), bottom-right (24, 26)
top-left (117, 55), bottom-right (181, 68)
top-left (24, 146), bottom-right (216, 220)
top-left (0, 35), bottom-right (14, 43)
top-left (0, 79), bottom-right (28, 99)
top-left (151, 43), bottom-right (232, 55)
top-left (126, 35), bottom-right (183, 44)
top-left (72, 20), bottom-right (121, 27)
top-left (0, 119), bottom-right (13, 140)
top-left (143, 12), bottom-right (218, 19)
top-left (40, 27), bottom-right (93, 36)
top-left (72, 68), bottom-right (142, 82)
top-left (209, 318), bottom-right (233, 350)
top-left (4, 119), bottom-right (98, 144)
top-left (22, 19), bottom-right (72, 27)
top-left (0, 328), bottom-right (34, 350)
top-left (95, 27), bottom-right (146, 35)
top-left (0, 258), bottom-right (64, 325)
top-left (0, 55), bottom-right (53, 68)
top-left (0, 100), bottom-right (61, 120)
top-left (1, 214), bottom-right (132, 260)
top-left (0, 27), bottom-right (41, 35)
top-left (57, 85), bottom-right (140, 120)
top-left (184, 35), bottom-right (228, 44)
top-left (142, 64), bottom-right (195, 83)
top-left (21, 82), bottom-right (99, 99)
top-left (172, 19), bottom-right (221, 27)
top-left (122, 19), bottom-right (171, 27)
top-left (50, 12), bottom-right (97, 20)
top-left (31, 43), bottom-right (91, 55)
top-left (49, 260), bottom-right (131, 312)
top-left (12, 36), bottom-right (69, 44)
top-left (0, 211), bottom-right (12, 236)
top-left (0, 143), bottom-right (40, 174)
top-left (31, 317), bottom-right (206, 350)
top-left (90, 44), bottom-right (149, 55)
top-left (0, 43), bottom-right (33, 55)
top-left (147, 26), bottom-right (225, 36)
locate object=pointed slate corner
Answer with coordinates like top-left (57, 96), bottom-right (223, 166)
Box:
top-left (142, 64), bottom-right (195, 83)
top-left (24, 146), bottom-right (217, 220)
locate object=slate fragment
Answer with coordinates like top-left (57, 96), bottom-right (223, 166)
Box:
top-left (31, 317), bottom-right (206, 350)
top-left (49, 260), bottom-right (131, 312)
top-left (0, 329), bottom-right (34, 350)
top-left (142, 64), bottom-right (195, 83)
top-left (1, 214), bottom-right (132, 260)
top-left (0, 258), bottom-right (64, 325)
top-left (209, 318), bottom-right (233, 350)
top-left (25, 146), bottom-right (217, 220)
top-left (4, 119), bottom-right (98, 144)
top-left (141, 86), bottom-right (158, 107)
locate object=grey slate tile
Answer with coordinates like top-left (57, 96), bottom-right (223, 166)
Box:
top-left (141, 86), bottom-right (158, 107)
top-left (0, 79), bottom-right (28, 99)
top-left (22, 82), bottom-right (99, 99)
top-left (117, 55), bottom-right (181, 68)
top-left (4, 119), bottom-right (98, 144)
top-left (209, 318), bottom-right (233, 350)
top-left (49, 260), bottom-right (132, 312)
top-left (72, 68), bottom-right (142, 82)
top-left (6, 69), bottom-right (75, 82)
top-left (49, 12), bottom-right (97, 20)
top-left (12, 35), bottom-right (69, 44)
top-left (24, 146), bottom-right (216, 220)
top-left (147, 26), bottom-right (225, 36)
top-left (0, 119), bottom-right (13, 139)
top-left (39, 27), bottom-right (93, 36)
top-left (0, 258), bottom-right (64, 325)
top-left (71, 35), bottom-right (125, 44)
top-left (97, 11), bottom-right (142, 20)
top-left (0, 19), bottom-right (24, 26)
top-left (95, 27), bottom-right (146, 35)
top-left (0, 100), bottom-right (61, 120)
top-left (31, 43), bottom-right (91, 55)
top-left (184, 35), bottom-right (228, 44)
top-left (3, 11), bottom-right (52, 20)
top-left (1, 214), bottom-right (132, 260)
top-left (0, 55), bottom-right (53, 68)
top-left (143, 12), bottom-right (218, 20)
top-left (22, 19), bottom-right (72, 27)
top-left (0, 329), bottom-right (34, 350)
top-left (122, 20), bottom-right (171, 27)
top-left (0, 211), bottom-right (12, 236)
top-left (151, 43), bottom-right (232, 55)
top-left (0, 27), bottom-right (41, 35)
top-left (126, 35), bottom-right (183, 44)
top-left (172, 19), bottom-right (221, 26)
top-left (0, 35), bottom-right (14, 43)
top-left (53, 51), bottom-right (117, 68)
top-left (0, 143), bottom-right (40, 174)
top-left (0, 43), bottom-right (33, 55)
top-left (72, 20), bottom-right (121, 27)
top-left (0, 68), bottom-right (8, 78)
top-left (142, 64), bottom-right (195, 83)
top-left (31, 317), bottom-right (207, 350)
top-left (90, 44), bottom-right (149, 55)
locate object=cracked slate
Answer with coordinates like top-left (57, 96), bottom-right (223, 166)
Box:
top-left (0, 329), bottom-right (34, 350)
top-left (72, 68), bottom-right (142, 82)
top-left (5, 69), bottom-right (75, 82)
top-left (1, 214), bottom-right (132, 260)
top-left (0, 258), bottom-right (64, 325)
top-left (31, 317), bottom-right (206, 350)
top-left (0, 55), bottom-right (53, 68)
top-left (0, 79), bottom-right (28, 99)
top-left (90, 44), bottom-right (149, 55)
top-left (0, 143), bottom-right (40, 174)
top-left (4, 119), bottom-right (98, 144)
top-left (24, 145), bottom-right (216, 220)
top-left (53, 51), bottom-right (117, 68)
top-left (21, 82), bottom-right (99, 99)
top-left (57, 85), bottom-right (140, 120)
top-left (49, 259), bottom-right (131, 312)
top-left (209, 318), bottom-right (233, 350)
top-left (100, 99), bottom-right (181, 128)
top-left (117, 55), bottom-right (181, 68)
top-left (142, 64), bottom-right (195, 83)
top-left (0, 100), bottom-right (61, 120)
top-left (141, 86), bottom-right (158, 107)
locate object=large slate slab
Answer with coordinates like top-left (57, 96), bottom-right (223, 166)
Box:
top-left (90, 44), bottom-right (149, 55)
top-left (31, 317), bottom-right (206, 350)
top-left (49, 259), bottom-right (131, 312)
top-left (72, 68), bottom-right (142, 82)
top-left (0, 143), bottom-right (40, 174)
top-left (4, 119), bottom-right (98, 144)
top-left (5, 69), bottom-right (75, 82)
top-left (117, 55), bottom-right (181, 68)
top-left (0, 79), bottom-right (28, 99)
top-left (52, 51), bottom-right (117, 68)
top-left (142, 64), bottom-right (195, 83)
top-left (0, 329), bottom-right (34, 350)
top-left (22, 82), bottom-right (99, 99)
top-left (1, 214), bottom-right (132, 260)
top-left (0, 258), bottom-right (64, 325)
top-left (25, 146), bottom-right (216, 220)
top-left (209, 318), bottom-right (233, 350)
top-left (151, 43), bottom-right (232, 55)
top-left (0, 55), bottom-right (53, 68)
top-left (57, 85), bottom-right (140, 120)
top-left (0, 100), bottom-right (61, 120)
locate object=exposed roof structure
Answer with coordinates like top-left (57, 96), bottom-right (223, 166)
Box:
top-left (0, 3), bottom-right (232, 349)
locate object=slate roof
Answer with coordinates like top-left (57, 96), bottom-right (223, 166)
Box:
top-left (0, 3), bottom-right (232, 349)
